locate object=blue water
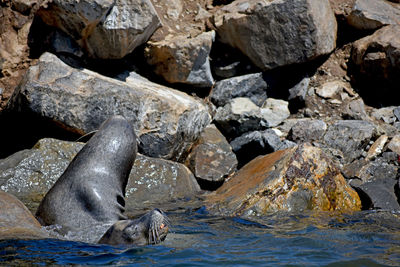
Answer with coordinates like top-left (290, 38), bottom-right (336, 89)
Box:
top-left (1, 209), bottom-right (400, 266)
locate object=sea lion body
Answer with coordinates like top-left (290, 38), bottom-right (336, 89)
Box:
top-left (35, 116), bottom-right (169, 246)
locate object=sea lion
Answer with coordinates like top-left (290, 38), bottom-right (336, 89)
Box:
top-left (35, 115), bottom-right (169, 245)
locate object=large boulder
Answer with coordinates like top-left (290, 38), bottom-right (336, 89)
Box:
top-left (206, 143), bottom-right (361, 216)
top-left (8, 52), bottom-right (211, 160)
top-left (347, 0), bottom-right (400, 30)
top-left (214, 0), bottom-right (337, 70)
top-left (352, 25), bottom-right (400, 92)
top-left (145, 31), bottom-right (214, 87)
top-left (0, 138), bottom-right (201, 214)
top-left (0, 191), bottom-right (48, 240)
top-left (37, 0), bottom-right (161, 58)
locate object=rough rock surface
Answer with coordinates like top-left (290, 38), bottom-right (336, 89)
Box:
top-left (323, 120), bottom-right (376, 162)
top-left (145, 31), bottom-right (214, 87)
top-left (214, 97), bottom-right (289, 138)
top-left (206, 143), bottom-right (361, 216)
top-left (8, 52), bottom-right (211, 160)
top-left (0, 138), bottom-right (201, 215)
top-left (0, 191), bottom-right (48, 240)
top-left (352, 25), bottom-right (400, 90)
top-left (210, 73), bottom-right (268, 107)
top-left (37, 0), bottom-right (161, 59)
top-left (185, 124), bottom-right (237, 184)
top-left (347, 0), bottom-right (400, 30)
top-left (214, 0), bottom-right (337, 70)
top-left (289, 119), bottom-right (327, 143)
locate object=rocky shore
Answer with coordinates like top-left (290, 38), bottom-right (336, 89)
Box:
top-left (1, 0), bottom-right (400, 240)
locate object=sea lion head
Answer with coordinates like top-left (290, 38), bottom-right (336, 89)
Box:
top-left (98, 209), bottom-right (169, 246)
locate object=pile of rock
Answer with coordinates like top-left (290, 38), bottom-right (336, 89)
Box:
top-left (1, 0), bottom-right (400, 230)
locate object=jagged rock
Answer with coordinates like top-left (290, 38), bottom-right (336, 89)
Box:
top-left (37, 0), bottom-right (161, 58)
top-left (210, 73), bottom-right (268, 107)
top-left (387, 134), bottom-right (400, 154)
top-left (0, 191), bottom-right (49, 240)
top-left (0, 138), bottom-right (201, 215)
top-left (347, 0), bottom-right (400, 30)
top-left (288, 77), bottom-right (310, 102)
top-left (342, 98), bottom-right (369, 120)
top-left (261, 98), bottom-right (291, 126)
top-left (214, 97), bottom-right (289, 138)
top-left (349, 158), bottom-right (399, 210)
top-left (146, 31), bottom-right (214, 87)
top-left (184, 124), bottom-right (237, 185)
top-left (352, 25), bottom-right (400, 90)
top-left (8, 52), bottom-right (211, 160)
top-left (206, 143), bottom-right (361, 216)
top-left (371, 107), bottom-right (396, 124)
top-left (323, 120), bottom-right (376, 162)
top-left (289, 119), bottom-right (327, 143)
top-left (394, 107), bottom-right (400, 121)
top-left (365, 135), bottom-right (388, 160)
top-left (214, 0), bottom-right (337, 70)
top-left (11, 0), bottom-right (38, 14)
top-left (230, 129), bottom-right (295, 168)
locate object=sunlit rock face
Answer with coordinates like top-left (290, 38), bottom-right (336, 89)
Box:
top-left (214, 0), bottom-right (337, 70)
top-left (206, 143), bottom-right (361, 216)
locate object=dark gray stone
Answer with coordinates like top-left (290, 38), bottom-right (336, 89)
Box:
top-left (394, 107), bottom-right (400, 121)
top-left (323, 120), bottom-right (376, 163)
top-left (288, 77), bottom-right (310, 102)
top-left (289, 119), bottom-right (327, 143)
top-left (210, 73), bottom-right (268, 107)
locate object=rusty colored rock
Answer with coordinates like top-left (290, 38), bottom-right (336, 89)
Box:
top-left (206, 143), bottom-right (361, 216)
top-left (0, 191), bottom-right (48, 240)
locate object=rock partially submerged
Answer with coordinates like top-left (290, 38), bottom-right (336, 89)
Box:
top-left (206, 143), bottom-right (361, 216)
top-left (8, 52), bottom-right (211, 160)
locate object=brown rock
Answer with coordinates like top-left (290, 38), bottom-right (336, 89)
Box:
top-left (0, 191), bottom-right (48, 240)
top-left (185, 124), bottom-right (237, 184)
top-left (206, 143), bottom-right (361, 216)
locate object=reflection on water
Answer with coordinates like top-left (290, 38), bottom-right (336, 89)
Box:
top-left (1, 209), bottom-right (400, 266)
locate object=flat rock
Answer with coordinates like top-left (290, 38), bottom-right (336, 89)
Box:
top-left (347, 0), bottom-right (400, 30)
top-left (387, 134), bottom-right (400, 154)
top-left (342, 98), bottom-right (369, 120)
top-left (8, 52), bottom-right (211, 160)
top-left (371, 107), bottom-right (396, 124)
top-left (37, 0), bottom-right (161, 58)
top-left (289, 119), bottom-right (327, 143)
top-left (323, 120), bottom-right (376, 162)
top-left (0, 191), bottom-right (49, 240)
top-left (316, 80), bottom-right (349, 99)
top-left (184, 124), bottom-right (237, 184)
top-left (0, 138), bottom-right (201, 215)
top-left (210, 73), bottom-right (268, 107)
top-left (145, 31), bottom-right (214, 87)
top-left (214, 0), bottom-right (337, 70)
top-left (206, 143), bottom-right (361, 216)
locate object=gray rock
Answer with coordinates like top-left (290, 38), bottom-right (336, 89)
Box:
top-left (185, 124), bottom-right (237, 184)
top-left (145, 31), bottom-right (214, 87)
top-left (210, 73), bottom-right (268, 107)
top-left (230, 129), bottom-right (295, 167)
top-left (0, 138), bottom-right (201, 215)
top-left (394, 106), bottom-right (400, 121)
top-left (288, 77), bottom-right (310, 102)
top-left (9, 52), bottom-right (211, 160)
top-left (371, 107), bottom-right (396, 124)
top-left (38, 0), bottom-right (161, 59)
top-left (350, 158), bottom-right (399, 210)
top-left (289, 119), bottom-right (327, 143)
top-left (11, 0), bottom-right (37, 14)
top-left (316, 80), bottom-right (348, 99)
top-left (347, 0), bottom-right (400, 30)
top-left (214, 97), bottom-right (289, 138)
top-left (323, 120), bottom-right (376, 162)
top-left (342, 98), bottom-right (369, 120)
top-left (214, 0), bottom-right (337, 70)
